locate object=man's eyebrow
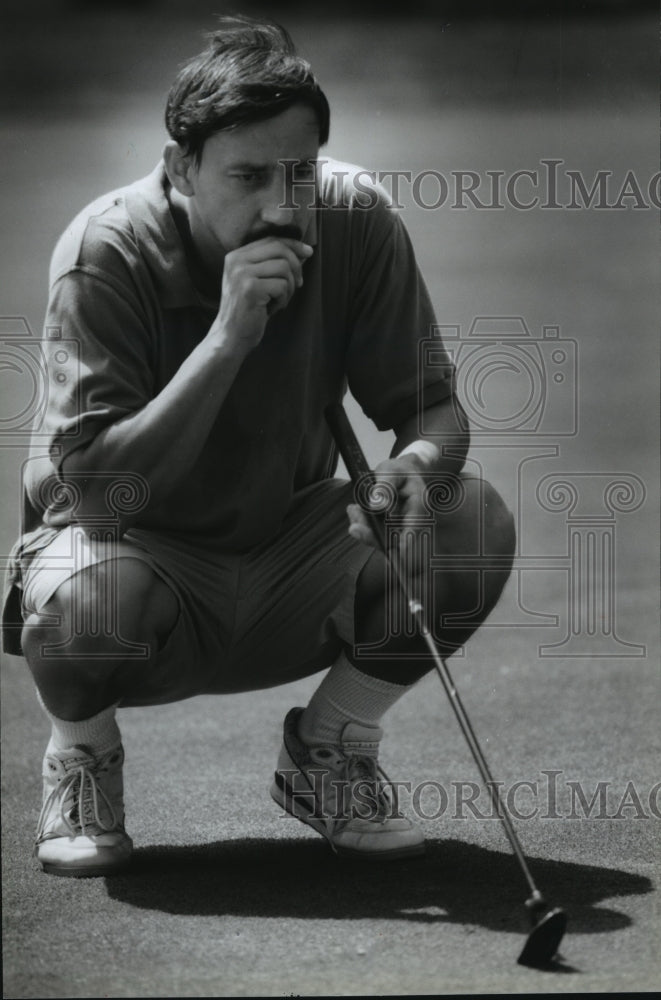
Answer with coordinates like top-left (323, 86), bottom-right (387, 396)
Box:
top-left (226, 161), bottom-right (270, 171)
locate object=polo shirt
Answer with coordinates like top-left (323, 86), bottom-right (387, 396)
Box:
top-left (23, 159), bottom-right (455, 551)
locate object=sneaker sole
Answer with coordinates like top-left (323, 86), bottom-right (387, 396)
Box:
top-left (39, 864), bottom-right (130, 878)
top-left (38, 856), bottom-right (132, 878)
top-left (35, 839), bottom-right (133, 878)
top-left (270, 774), bottom-right (426, 861)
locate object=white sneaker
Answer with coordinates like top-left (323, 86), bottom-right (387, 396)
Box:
top-left (35, 740), bottom-right (132, 876)
top-left (271, 707), bottom-right (425, 860)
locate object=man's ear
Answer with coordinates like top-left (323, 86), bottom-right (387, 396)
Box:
top-left (163, 140), bottom-right (196, 197)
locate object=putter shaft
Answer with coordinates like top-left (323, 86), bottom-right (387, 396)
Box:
top-left (326, 402), bottom-right (540, 899)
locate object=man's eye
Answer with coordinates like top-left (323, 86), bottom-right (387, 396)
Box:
top-left (234, 173), bottom-right (264, 186)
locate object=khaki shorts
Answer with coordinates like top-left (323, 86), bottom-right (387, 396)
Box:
top-left (15, 479), bottom-right (373, 707)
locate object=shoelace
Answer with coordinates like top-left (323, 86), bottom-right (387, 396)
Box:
top-left (36, 761), bottom-right (118, 843)
top-left (332, 752), bottom-right (397, 830)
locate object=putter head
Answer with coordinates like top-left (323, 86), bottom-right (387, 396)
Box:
top-left (517, 907), bottom-right (567, 967)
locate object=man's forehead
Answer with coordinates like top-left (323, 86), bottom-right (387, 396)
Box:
top-left (202, 106), bottom-right (320, 163)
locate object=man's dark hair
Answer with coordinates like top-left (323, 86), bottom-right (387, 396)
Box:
top-left (165, 16), bottom-right (330, 163)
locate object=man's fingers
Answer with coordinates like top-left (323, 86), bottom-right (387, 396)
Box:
top-left (240, 237), bottom-right (312, 275)
top-left (277, 237), bottom-right (314, 260)
top-left (348, 522), bottom-right (375, 546)
top-left (241, 235), bottom-right (313, 257)
top-left (370, 466), bottom-right (409, 498)
top-left (347, 503), bottom-right (380, 547)
top-left (347, 489), bottom-right (428, 577)
top-left (252, 259), bottom-right (298, 301)
top-left (261, 277), bottom-right (294, 315)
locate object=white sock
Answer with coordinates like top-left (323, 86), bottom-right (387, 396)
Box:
top-left (298, 650), bottom-right (414, 746)
top-left (37, 692), bottom-right (121, 756)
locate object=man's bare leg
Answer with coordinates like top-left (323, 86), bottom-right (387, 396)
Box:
top-left (272, 477), bottom-right (515, 858)
top-left (22, 558), bottom-right (179, 876)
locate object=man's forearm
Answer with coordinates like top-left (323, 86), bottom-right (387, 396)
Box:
top-left (63, 325), bottom-right (247, 517)
top-left (59, 232), bottom-right (312, 525)
top-left (391, 395), bottom-right (470, 476)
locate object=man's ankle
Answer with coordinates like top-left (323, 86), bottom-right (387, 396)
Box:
top-left (37, 692), bottom-right (121, 756)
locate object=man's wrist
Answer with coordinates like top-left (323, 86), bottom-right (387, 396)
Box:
top-left (205, 319), bottom-right (253, 364)
top-left (396, 438), bottom-right (465, 477)
top-left (397, 439), bottom-right (441, 467)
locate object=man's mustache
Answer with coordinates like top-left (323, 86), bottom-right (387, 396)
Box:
top-left (242, 223), bottom-right (304, 245)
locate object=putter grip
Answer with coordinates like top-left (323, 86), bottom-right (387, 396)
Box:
top-left (325, 403), bottom-right (388, 552)
top-left (324, 403), bottom-right (375, 486)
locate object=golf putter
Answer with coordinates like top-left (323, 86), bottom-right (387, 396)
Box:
top-left (325, 402), bottom-right (567, 967)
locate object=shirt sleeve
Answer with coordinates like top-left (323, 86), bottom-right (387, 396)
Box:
top-left (345, 199), bottom-right (455, 431)
top-left (42, 266), bottom-right (154, 474)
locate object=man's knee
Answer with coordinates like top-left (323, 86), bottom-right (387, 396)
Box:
top-left (479, 477), bottom-right (516, 561)
top-left (433, 474), bottom-right (515, 561)
top-left (22, 558), bottom-right (179, 663)
top-left (426, 475), bottom-right (515, 627)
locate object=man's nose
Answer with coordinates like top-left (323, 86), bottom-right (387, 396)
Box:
top-left (259, 169), bottom-right (297, 227)
top-left (260, 204), bottom-right (296, 227)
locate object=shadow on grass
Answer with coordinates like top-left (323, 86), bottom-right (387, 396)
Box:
top-left (105, 835), bottom-right (649, 968)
